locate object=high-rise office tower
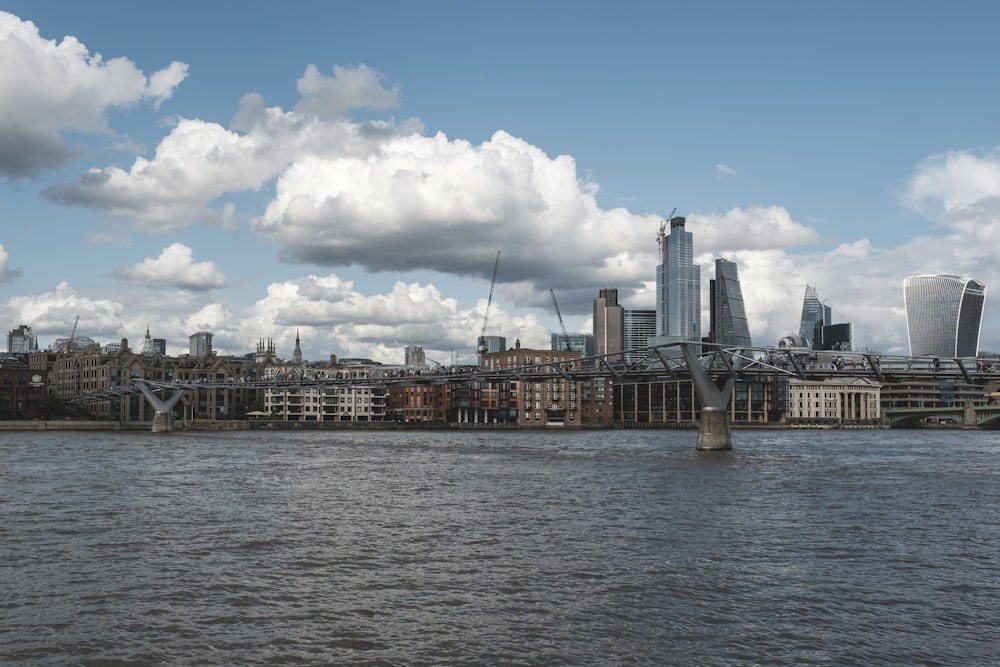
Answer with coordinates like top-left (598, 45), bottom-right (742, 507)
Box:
top-left (479, 335), bottom-right (506, 359)
top-left (624, 309), bottom-right (656, 362)
top-left (593, 288), bottom-right (625, 361)
top-left (549, 332), bottom-right (595, 357)
top-left (656, 216), bottom-right (701, 342)
top-left (189, 331), bottom-right (213, 356)
top-left (798, 285), bottom-right (831, 346)
top-left (709, 258), bottom-right (752, 347)
top-left (6, 324), bottom-right (37, 354)
top-left (904, 274), bottom-right (986, 357)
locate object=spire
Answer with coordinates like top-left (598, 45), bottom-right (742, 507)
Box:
top-left (141, 322), bottom-right (154, 356)
top-left (293, 328), bottom-right (303, 364)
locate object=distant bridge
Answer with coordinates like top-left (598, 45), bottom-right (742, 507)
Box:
top-left (884, 404), bottom-right (1000, 428)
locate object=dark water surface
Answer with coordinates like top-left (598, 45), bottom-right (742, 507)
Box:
top-left (2, 428), bottom-right (999, 666)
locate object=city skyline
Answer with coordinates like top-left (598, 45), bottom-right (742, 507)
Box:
top-left (2, 3), bottom-right (1000, 362)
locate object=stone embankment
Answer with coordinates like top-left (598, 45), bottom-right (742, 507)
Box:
top-left (0, 420), bottom-right (152, 431)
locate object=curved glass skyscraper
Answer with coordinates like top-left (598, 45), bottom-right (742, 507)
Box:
top-left (710, 259), bottom-right (752, 346)
top-left (904, 274), bottom-right (986, 357)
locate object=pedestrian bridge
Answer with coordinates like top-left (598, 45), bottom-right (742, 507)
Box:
top-left (75, 342), bottom-right (1000, 446)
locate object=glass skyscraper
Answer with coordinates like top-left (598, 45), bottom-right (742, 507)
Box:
top-left (904, 274), bottom-right (986, 357)
top-left (188, 330), bottom-right (213, 356)
top-left (710, 258), bottom-right (752, 347)
top-left (656, 216), bottom-right (700, 342)
top-left (549, 332), bottom-right (595, 360)
top-left (798, 285), bottom-right (831, 347)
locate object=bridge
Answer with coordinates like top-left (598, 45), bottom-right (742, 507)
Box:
top-left (75, 342), bottom-right (1000, 447)
top-left (884, 404), bottom-right (1000, 428)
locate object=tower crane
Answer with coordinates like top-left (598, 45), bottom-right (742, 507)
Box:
top-left (477, 250), bottom-right (501, 358)
top-left (549, 289), bottom-right (572, 351)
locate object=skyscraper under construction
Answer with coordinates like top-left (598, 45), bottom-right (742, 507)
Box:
top-left (656, 216), bottom-right (701, 343)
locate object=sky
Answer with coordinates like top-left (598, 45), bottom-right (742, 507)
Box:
top-left (2, 1), bottom-right (1000, 364)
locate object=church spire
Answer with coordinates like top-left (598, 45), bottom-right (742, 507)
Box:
top-left (293, 329), bottom-right (303, 364)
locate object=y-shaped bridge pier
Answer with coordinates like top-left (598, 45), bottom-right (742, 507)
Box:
top-left (135, 383), bottom-right (185, 433)
top-left (681, 343), bottom-right (736, 450)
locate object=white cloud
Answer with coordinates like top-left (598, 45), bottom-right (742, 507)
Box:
top-left (44, 67), bottom-right (404, 232)
top-left (689, 206), bottom-right (822, 253)
top-left (716, 163), bottom-right (738, 176)
top-left (2, 282), bottom-right (124, 342)
top-left (116, 243), bottom-right (227, 290)
top-left (293, 64), bottom-right (399, 119)
top-left (0, 242), bottom-right (21, 282)
top-left (247, 273), bottom-right (549, 363)
top-left (253, 129), bottom-right (660, 292)
top-left (904, 148), bottom-right (1000, 218)
top-left (0, 11), bottom-right (187, 177)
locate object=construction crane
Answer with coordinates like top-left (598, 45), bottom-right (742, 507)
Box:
top-left (65, 315), bottom-right (79, 353)
top-left (549, 289), bottom-right (572, 351)
top-left (477, 250), bottom-right (501, 358)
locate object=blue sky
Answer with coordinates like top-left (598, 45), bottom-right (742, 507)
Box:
top-left (2, 1), bottom-right (1000, 362)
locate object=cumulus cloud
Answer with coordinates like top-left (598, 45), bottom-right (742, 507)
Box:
top-left (0, 242), bottom-right (21, 282)
top-left (2, 282), bottom-right (125, 343)
top-left (716, 164), bottom-right (738, 177)
top-left (902, 147), bottom-right (1000, 255)
top-left (904, 148), bottom-right (1000, 218)
top-left (253, 129), bottom-right (659, 292)
top-left (293, 64), bottom-right (399, 119)
top-left (688, 206), bottom-right (822, 253)
top-left (116, 243), bottom-right (227, 290)
top-left (44, 67), bottom-right (404, 232)
top-left (247, 273), bottom-right (549, 361)
top-left (0, 11), bottom-right (187, 177)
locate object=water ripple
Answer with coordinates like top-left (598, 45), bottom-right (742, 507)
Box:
top-left (2, 428), bottom-right (999, 665)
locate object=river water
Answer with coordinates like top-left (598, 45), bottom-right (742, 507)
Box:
top-left (1, 428), bottom-right (998, 666)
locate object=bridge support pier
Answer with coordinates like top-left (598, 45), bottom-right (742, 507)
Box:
top-left (136, 383), bottom-right (186, 433)
top-left (151, 411), bottom-right (176, 433)
top-left (680, 343), bottom-right (734, 451)
top-left (697, 406), bottom-right (732, 451)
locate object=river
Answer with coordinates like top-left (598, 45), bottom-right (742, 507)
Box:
top-left (2, 428), bottom-right (998, 665)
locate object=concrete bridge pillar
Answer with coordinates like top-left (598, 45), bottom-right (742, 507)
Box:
top-left (680, 343), bottom-right (734, 451)
top-left (697, 406), bottom-right (732, 450)
top-left (151, 411), bottom-right (176, 433)
top-left (135, 382), bottom-right (186, 433)
top-left (964, 401), bottom-right (977, 428)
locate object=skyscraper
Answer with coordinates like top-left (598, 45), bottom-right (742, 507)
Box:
top-left (6, 324), bottom-right (36, 354)
top-left (188, 331), bottom-right (213, 356)
top-left (904, 274), bottom-right (987, 357)
top-left (709, 258), bottom-right (752, 347)
top-left (624, 309), bottom-right (656, 362)
top-left (593, 288), bottom-right (625, 361)
top-left (656, 216), bottom-right (701, 342)
top-left (798, 285), bottom-right (831, 347)
top-left (549, 332), bottom-right (595, 359)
